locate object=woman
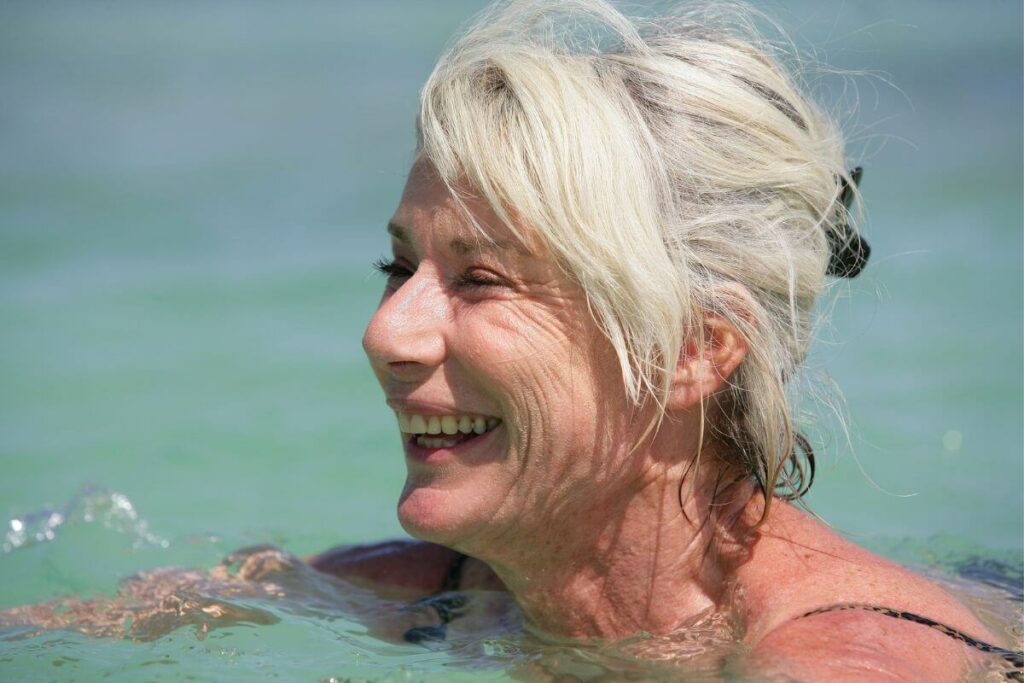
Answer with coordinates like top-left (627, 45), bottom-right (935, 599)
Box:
top-left (308, 0), bottom-right (1023, 680)
top-left (2, 1), bottom-right (1018, 679)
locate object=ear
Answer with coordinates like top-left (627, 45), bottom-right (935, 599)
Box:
top-left (667, 312), bottom-right (748, 411)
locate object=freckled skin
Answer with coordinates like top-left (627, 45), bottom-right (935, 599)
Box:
top-left (350, 158), bottom-right (1012, 680)
top-left (1, 156), bottom-right (1011, 679)
top-left (362, 159), bottom-right (640, 554)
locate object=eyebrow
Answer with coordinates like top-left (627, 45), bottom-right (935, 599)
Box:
top-left (386, 221), bottom-right (534, 258)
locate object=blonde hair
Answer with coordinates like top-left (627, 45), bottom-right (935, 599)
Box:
top-left (417, 0), bottom-right (861, 510)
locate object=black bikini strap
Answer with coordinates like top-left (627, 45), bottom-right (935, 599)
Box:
top-left (402, 554), bottom-right (469, 646)
top-left (440, 552), bottom-right (468, 593)
top-left (801, 604), bottom-right (1024, 669)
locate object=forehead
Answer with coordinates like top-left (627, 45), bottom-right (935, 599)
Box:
top-left (389, 158), bottom-right (542, 257)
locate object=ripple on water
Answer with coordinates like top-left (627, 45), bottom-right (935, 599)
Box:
top-left (3, 485), bottom-right (168, 553)
top-left (1, 491), bottom-right (1021, 681)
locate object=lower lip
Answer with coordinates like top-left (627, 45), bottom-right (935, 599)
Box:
top-left (403, 426), bottom-right (500, 465)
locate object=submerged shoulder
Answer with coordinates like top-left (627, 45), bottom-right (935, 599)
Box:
top-left (306, 539), bottom-right (460, 595)
top-left (747, 607), bottom-right (977, 682)
top-left (738, 502), bottom-right (997, 649)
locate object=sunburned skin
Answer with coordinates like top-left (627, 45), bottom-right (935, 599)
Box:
top-left (309, 501), bottom-right (1016, 681)
top-left (349, 158), bottom-right (1020, 681)
top-left (5, 163), bottom-right (1016, 681)
top-left (3, 155), bottom-right (1018, 680)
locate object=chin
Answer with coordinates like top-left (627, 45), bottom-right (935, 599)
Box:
top-left (396, 480), bottom-right (469, 547)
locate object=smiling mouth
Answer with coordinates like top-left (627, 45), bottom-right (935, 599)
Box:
top-left (396, 411), bottom-right (502, 449)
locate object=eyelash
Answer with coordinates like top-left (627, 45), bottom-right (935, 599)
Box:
top-left (372, 258), bottom-right (503, 290)
top-left (372, 257), bottom-right (411, 280)
top-left (454, 271), bottom-right (502, 288)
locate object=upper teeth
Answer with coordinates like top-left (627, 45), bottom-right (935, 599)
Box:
top-left (396, 412), bottom-right (500, 436)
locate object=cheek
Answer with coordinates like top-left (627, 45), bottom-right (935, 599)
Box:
top-left (459, 300), bottom-right (582, 406)
top-left (459, 301), bottom-right (624, 458)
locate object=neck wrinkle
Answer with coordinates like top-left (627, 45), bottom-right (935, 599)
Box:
top-left (470, 456), bottom-right (756, 642)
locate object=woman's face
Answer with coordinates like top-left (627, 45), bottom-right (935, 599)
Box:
top-left (362, 160), bottom-right (644, 554)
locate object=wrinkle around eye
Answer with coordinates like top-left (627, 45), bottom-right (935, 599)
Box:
top-left (458, 279), bottom-right (584, 329)
top-left (453, 268), bottom-right (506, 290)
top-left (447, 268), bottom-right (523, 300)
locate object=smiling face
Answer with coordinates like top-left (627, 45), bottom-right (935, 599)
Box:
top-left (362, 160), bottom-right (648, 554)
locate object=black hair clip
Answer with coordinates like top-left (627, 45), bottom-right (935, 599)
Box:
top-left (826, 166), bottom-right (870, 278)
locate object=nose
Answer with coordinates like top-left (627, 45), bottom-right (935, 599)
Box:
top-left (363, 267), bottom-right (449, 383)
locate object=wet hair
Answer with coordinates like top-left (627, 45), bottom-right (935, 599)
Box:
top-left (416, 0), bottom-right (861, 514)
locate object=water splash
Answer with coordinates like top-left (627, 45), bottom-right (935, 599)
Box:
top-left (3, 486), bottom-right (168, 553)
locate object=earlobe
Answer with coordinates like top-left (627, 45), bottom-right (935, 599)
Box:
top-left (667, 313), bottom-right (748, 410)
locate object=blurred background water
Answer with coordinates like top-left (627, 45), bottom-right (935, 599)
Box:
top-left (0, 1), bottom-right (1021, 680)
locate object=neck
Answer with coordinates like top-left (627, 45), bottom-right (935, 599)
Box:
top-left (476, 455), bottom-right (756, 640)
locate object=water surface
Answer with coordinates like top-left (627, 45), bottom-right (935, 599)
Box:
top-left (1, 1), bottom-right (1021, 680)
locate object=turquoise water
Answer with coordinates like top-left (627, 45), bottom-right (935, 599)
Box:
top-left (1, 1), bottom-right (1021, 680)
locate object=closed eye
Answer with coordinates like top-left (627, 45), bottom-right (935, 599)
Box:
top-left (373, 257), bottom-right (413, 284)
top-left (453, 269), bottom-right (505, 289)
top-left (375, 258), bottom-right (510, 293)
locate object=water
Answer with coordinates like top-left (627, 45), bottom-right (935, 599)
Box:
top-left (0, 492), bottom-right (1020, 681)
top-left (0, 1), bottom-right (1021, 680)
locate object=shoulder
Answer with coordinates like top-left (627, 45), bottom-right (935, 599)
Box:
top-left (746, 606), bottom-right (978, 683)
top-left (305, 539), bottom-right (460, 595)
top-left (735, 502), bottom-right (1000, 678)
